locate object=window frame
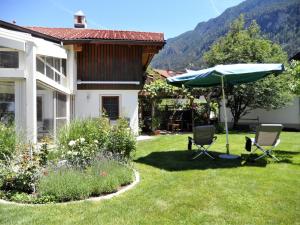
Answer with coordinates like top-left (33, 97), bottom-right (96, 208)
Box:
top-left (0, 47), bottom-right (19, 69)
top-left (100, 95), bottom-right (121, 120)
top-left (36, 55), bottom-right (67, 86)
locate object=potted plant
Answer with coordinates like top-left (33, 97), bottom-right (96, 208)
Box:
top-left (151, 117), bottom-right (161, 135)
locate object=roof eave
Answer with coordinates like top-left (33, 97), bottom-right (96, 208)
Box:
top-left (0, 20), bottom-right (62, 43)
top-left (62, 38), bottom-right (165, 47)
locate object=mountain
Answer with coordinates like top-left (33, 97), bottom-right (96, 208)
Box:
top-left (151, 0), bottom-right (300, 71)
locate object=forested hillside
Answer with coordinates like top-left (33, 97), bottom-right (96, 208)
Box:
top-left (151, 0), bottom-right (300, 70)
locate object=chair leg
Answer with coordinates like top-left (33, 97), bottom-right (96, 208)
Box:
top-left (269, 153), bottom-right (279, 161)
top-left (193, 146), bottom-right (215, 160)
top-left (254, 145), bottom-right (279, 162)
top-left (203, 150), bottom-right (215, 159)
top-left (192, 151), bottom-right (204, 159)
top-left (254, 153), bottom-right (267, 161)
top-left (267, 150), bottom-right (280, 161)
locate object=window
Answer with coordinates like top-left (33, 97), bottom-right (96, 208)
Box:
top-left (102, 96), bottom-right (119, 120)
top-left (36, 56), bottom-right (67, 81)
top-left (0, 51), bottom-right (18, 68)
top-left (37, 96), bottom-right (43, 122)
top-left (0, 82), bottom-right (15, 125)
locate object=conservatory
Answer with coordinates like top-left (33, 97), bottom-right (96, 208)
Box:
top-left (0, 27), bottom-right (73, 143)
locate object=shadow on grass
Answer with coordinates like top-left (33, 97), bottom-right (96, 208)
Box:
top-left (135, 149), bottom-right (300, 171)
top-left (135, 150), bottom-right (268, 171)
top-left (242, 150), bottom-right (300, 166)
top-left (273, 150), bottom-right (300, 165)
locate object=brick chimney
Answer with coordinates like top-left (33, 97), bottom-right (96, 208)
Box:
top-left (74, 10), bottom-right (87, 28)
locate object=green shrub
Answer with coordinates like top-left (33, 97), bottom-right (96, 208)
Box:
top-left (0, 123), bottom-right (17, 160)
top-left (106, 119), bottom-right (136, 159)
top-left (8, 192), bottom-right (56, 204)
top-left (63, 138), bottom-right (99, 167)
top-left (58, 118), bottom-right (110, 150)
top-left (9, 192), bottom-right (33, 203)
top-left (0, 145), bottom-right (45, 193)
top-left (32, 194), bottom-right (57, 204)
top-left (39, 142), bottom-right (49, 166)
top-left (58, 118), bottom-right (110, 167)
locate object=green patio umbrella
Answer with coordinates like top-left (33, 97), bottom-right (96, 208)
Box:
top-left (167, 63), bottom-right (284, 159)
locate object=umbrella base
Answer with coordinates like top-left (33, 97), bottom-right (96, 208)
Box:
top-left (219, 154), bottom-right (240, 159)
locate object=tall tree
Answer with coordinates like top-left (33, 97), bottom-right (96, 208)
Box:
top-left (204, 15), bottom-right (292, 128)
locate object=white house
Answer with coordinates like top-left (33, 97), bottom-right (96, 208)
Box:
top-left (0, 12), bottom-right (164, 143)
top-left (220, 97), bottom-right (300, 130)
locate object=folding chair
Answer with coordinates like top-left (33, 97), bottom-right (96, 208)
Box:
top-left (189, 125), bottom-right (217, 160)
top-left (247, 124), bottom-right (283, 161)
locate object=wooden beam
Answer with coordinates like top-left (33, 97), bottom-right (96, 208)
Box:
top-left (142, 46), bottom-right (161, 54)
top-left (142, 53), bottom-right (154, 70)
top-left (74, 44), bottom-right (82, 52)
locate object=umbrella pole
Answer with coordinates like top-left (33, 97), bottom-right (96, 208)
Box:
top-left (221, 76), bottom-right (230, 154)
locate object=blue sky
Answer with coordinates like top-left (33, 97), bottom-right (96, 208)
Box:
top-left (0, 0), bottom-right (244, 39)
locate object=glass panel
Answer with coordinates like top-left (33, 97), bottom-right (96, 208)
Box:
top-left (0, 81), bottom-right (15, 125)
top-left (62, 59), bottom-right (67, 76)
top-left (56, 92), bottom-right (67, 133)
top-left (36, 56), bottom-right (45, 74)
top-left (54, 58), bottom-right (61, 83)
top-left (102, 96), bottom-right (119, 120)
top-left (37, 85), bottom-right (54, 140)
top-left (56, 92), bottom-right (66, 118)
top-left (0, 51), bottom-right (18, 68)
top-left (37, 96), bottom-right (43, 122)
top-left (56, 118), bottom-right (67, 131)
top-left (54, 58), bottom-right (60, 71)
top-left (46, 57), bottom-right (54, 79)
top-left (55, 73), bottom-right (61, 83)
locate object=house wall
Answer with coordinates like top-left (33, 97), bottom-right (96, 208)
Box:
top-left (220, 97), bottom-right (300, 130)
top-left (77, 44), bottom-right (144, 90)
top-left (75, 89), bottom-right (139, 134)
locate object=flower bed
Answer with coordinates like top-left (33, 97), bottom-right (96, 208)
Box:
top-left (1, 159), bottom-right (134, 204)
top-left (0, 118), bottom-right (136, 204)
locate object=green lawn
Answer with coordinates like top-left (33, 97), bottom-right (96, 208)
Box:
top-left (1, 132), bottom-right (300, 225)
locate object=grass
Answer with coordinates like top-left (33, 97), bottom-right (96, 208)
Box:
top-left (0, 131), bottom-right (299, 225)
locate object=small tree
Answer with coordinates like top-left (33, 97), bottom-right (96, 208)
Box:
top-left (204, 15), bottom-right (293, 128)
top-left (142, 72), bottom-right (211, 130)
top-left (143, 79), bottom-right (178, 131)
top-left (287, 60), bottom-right (300, 96)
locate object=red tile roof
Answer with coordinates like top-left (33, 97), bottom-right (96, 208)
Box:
top-left (25, 27), bottom-right (164, 43)
top-left (153, 69), bottom-right (182, 78)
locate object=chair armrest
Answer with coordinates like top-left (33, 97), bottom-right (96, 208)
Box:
top-left (275, 139), bottom-right (280, 147)
top-left (245, 136), bottom-right (255, 144)
top-left (188, 136), bottom-right (193, 150)
top-left (245, 136), bottom-right (252, 152)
